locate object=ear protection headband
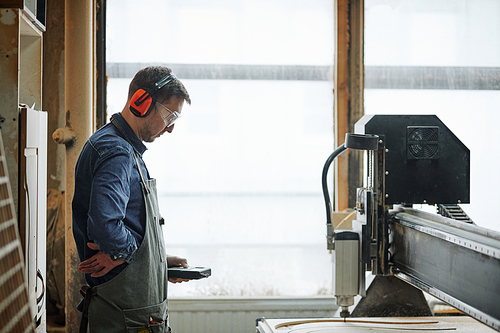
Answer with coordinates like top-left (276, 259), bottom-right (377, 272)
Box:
top-left (129, 72), bottom-right (177, 117)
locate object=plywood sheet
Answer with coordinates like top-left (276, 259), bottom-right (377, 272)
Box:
top-left (259, 317), bottom-right (496, 332)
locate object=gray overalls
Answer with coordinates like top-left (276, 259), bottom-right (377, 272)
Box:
top-left (82, 147), bottom-right (169, 333)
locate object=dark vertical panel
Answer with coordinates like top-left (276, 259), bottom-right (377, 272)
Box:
top-left (96, 0), bottom-right (107, 129)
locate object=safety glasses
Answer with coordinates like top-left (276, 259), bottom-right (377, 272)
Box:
top-left (155, 102), bottom-right (181, 127)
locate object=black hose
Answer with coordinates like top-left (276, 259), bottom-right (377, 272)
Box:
top-left (322, 144), bottom-right (348, 226)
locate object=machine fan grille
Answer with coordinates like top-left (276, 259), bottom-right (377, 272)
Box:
top-left (407, 126), bottom-right (439, 159)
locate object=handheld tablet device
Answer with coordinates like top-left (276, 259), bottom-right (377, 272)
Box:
top-left (168, 266), bottom-right (211, 280)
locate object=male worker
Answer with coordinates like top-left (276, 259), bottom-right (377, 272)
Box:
top-left (72, 66), bottom-right (191, 333)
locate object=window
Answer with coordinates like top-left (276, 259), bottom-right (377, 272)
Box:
top-left (107, 0), bottom-right (335, 297)
top-left (364, 0), bottom-right (500, 231)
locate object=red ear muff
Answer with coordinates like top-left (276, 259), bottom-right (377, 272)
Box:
top-left (130, 88), bottom-right (156, 117)
top-left (129, 72), bottom-right (176, 117)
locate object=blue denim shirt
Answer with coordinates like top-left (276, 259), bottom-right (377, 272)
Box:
top-left (72, 113), bottom-right (149, 286)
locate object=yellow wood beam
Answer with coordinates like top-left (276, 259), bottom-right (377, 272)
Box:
top-left (334, 0), bottom-right (365, 211)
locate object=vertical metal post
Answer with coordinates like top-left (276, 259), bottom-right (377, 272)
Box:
top-left (65, 0), bottom-right (94, 331)
top-left (373, 140), bottom-right (389, 276)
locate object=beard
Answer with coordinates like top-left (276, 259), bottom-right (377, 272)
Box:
top-left (139, 114), bottom-right (171, 142)
top-left (139, 121), bottom-right (159, 143)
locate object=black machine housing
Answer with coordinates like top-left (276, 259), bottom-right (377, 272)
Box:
top-left (355, 115), bottom-right (470, 205)
top-left (351, 114), bottom-right (471, 277)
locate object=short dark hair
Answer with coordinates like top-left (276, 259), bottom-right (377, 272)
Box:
top-left (128, 66), bottom-right (191, 105)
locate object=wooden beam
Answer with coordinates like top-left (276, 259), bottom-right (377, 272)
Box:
top-left (43, 0), bottom-right (66, 191)
top-left (65, 0), bottom-right (94, 330)
top-left (0, 7), bottom-right (20, 216)
top-left (334, 0), bottom-right (364, 211)
top-left (0, 1), bottom-right (23, 8)
top-left (334, 0), bottom-right (349, 212)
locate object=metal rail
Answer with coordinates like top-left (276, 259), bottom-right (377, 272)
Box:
top-left (390, 208), bottom-right (500, 331)
top-left (106, 63), bottom-right (500, 90)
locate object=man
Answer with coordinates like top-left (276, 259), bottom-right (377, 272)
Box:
top-left (72, 66), bottom-right (191, 333)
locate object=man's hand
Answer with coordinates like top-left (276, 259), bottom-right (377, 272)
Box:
top-left (167, 255), bottom-right (190, 283)
top-left (78, 242), bottom-right (126, 278)
top-left (167, 255), bottom-right (188, 269)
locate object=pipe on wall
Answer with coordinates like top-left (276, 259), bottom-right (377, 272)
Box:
top-left (64, 0), bottom-right (94, 331)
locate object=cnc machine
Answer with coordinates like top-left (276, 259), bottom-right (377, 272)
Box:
top-left (257, 115), bottom-right (500, 333)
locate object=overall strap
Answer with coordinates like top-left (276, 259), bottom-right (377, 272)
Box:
top-left (79, 286), bottom-right (95, 333)
top-left (110, 118), bottom-right (150, 194)
top-left (132, 150), bottom-right (150, 194)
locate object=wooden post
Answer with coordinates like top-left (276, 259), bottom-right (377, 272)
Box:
top-left (0, 7), bottom-right (21, 218)
top-left (65, 0), bottom-right (94, 331)
top-left (334, 0), bottom-right (365, 211)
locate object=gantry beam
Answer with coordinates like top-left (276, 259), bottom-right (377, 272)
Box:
top-left (392, 208), bottom-right (500, 331)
